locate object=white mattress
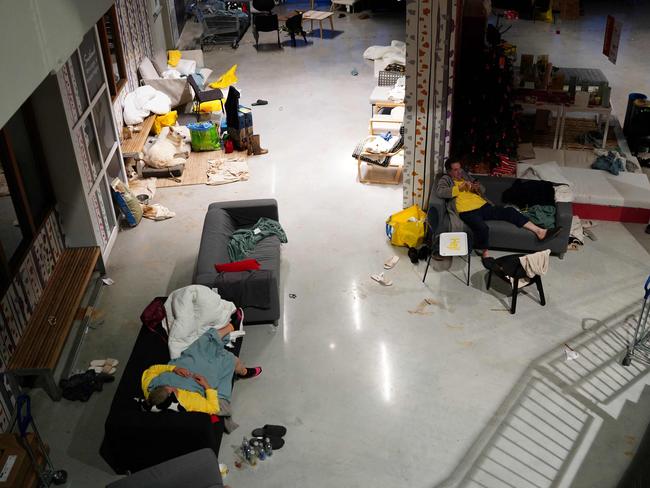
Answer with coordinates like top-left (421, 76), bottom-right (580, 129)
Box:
top-left (560, 167), bottom-right (650, 209)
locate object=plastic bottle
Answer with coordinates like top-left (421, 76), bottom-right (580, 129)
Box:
top-left (241, 437), bottom-right (252, 461)
top-left (264, 437), bottom-right (273, 457)
top-left (255, 440), bottom-right (266, 461)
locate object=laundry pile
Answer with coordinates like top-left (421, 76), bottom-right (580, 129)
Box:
top-left (568, 217), bottom-right (597, 250)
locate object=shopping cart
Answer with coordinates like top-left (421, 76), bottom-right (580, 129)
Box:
top-left (9, 394), bottom-right (67, 486)
top-left (622, 275), bottom-right (650, 366)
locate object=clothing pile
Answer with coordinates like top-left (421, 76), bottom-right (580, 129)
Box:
top-left (227, 217), bottom-right (287, 261)
top-left (60, 370), bottom-right (114, 402)
top-left (591, 149), bottom-right (641, 174)
top-left (568, 216), bottom-right (597, 250)
top-left (363, 40), bottom-right (406, 70)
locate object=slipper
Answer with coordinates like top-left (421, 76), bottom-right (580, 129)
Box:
top-left (251, 424), bottom-right (287, 438)
top-left (90, 358), bottom-right (119, 368)
top-left (384, 255), bottom-right (399, 269)
top-left (251, 435), bottom-right (285, 450)
top-left (540, 227), bottom-right (562, 242)
top-left (371, 272), bottom-right (392, 286)
top-left (583, 228), bottom-right (597, 241)
top-left (89, 366), bottom-right (116, 375)
top-left (251, 99), bottom-right (268, 106)
top-left (238, 366), bottom-right (262, 379)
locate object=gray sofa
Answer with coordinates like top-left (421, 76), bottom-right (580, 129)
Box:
top-left (194, 199), bottom-right (281, 325)
top-left (428, 175), bottom-right (572, 257)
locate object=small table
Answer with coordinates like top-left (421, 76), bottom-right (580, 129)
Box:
top-left (302, 10), bottom-right (334, 39)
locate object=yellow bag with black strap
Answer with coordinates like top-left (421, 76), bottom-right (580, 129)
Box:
top-left (385, 205), bottom-right (427, 248)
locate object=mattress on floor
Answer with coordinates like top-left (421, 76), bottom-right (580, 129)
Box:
top-left (560, 167), bottom-right (650, 209)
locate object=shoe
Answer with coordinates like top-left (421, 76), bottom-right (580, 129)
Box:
top-left (418, 245), bottom-right (431, 260)
top-left (251, 99), bottom-right (268, 106)
top-left (408, 247), bottom-right (419, 264)
top-left (251, 424), bottom-right (287, 438)
top-left (238, 366), bottom-right (262, 379)
top-left (251, 134), bottom-right (268, 155)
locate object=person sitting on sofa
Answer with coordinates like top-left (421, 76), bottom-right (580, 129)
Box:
top-left (436, 159), bottom-right (561, 258)
top-left (142, 322), bottom-right (261, 415)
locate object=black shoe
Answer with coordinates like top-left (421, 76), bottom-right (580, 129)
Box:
top-left (251, 99), bottom-right (268, 106)
top-left (408, 247), bottom-right (419, 264)
top-left (418, 245), bottom-right (431, 260)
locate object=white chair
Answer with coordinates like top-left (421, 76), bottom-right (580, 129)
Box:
top-left (423, 232), bottom-right (471, 286)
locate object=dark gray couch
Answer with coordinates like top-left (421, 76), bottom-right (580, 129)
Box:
top-left (194, 199), bottom-right (281, 325)
top-left (428, 175), bottom-right (572, 257)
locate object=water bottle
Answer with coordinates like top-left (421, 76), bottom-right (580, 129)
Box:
top-left (248, 440), bottom-right (258, 466)
top-left (264, 437), bottom-right (273, 457)
top-left (255, 440), bottom-right (266, 461)
top-left (241, 437), bottom-right (252, 461)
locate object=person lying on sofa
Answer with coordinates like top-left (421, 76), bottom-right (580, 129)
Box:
top-left (436, 159), bottom-right (561, 258)
top-left (141, 322), bottom-right (261, 417)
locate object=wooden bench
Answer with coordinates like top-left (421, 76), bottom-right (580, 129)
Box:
top-left (8, 247), bottom-right (102, 400)
top-left (120, 115), bottom-right (156, 158)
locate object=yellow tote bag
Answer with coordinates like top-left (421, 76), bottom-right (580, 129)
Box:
top-left (386, 205), bottom-right (427, 248)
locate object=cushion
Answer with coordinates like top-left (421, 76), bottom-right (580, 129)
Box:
top-left (167, 50), bottom-right (182, 67)
top-left (352, 130), bottom-right (404, 167)
top-left (195, 209), bottom-right (237, 286)
top-left (152, 56), bottom-right (168, 78)
top-left (138, 57), bottom-right (160, 80)
top-left (215, 259), bottom-right (261, 272)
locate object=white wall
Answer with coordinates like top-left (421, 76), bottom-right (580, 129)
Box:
top-left (0, 0), bottom-right (113, 127)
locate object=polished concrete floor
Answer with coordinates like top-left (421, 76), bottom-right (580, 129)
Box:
top-left (31, 2), bottom-right (650, 487)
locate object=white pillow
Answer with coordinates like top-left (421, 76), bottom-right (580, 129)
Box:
top-left (138, 57), bottom-right (160, 80)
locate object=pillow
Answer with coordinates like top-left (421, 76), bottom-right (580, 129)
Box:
top-left (215, 259), bottom-right (261, 272)
top-left (138, 57), bottom-right (159, 80)
top-left (167, 50), bottom-right (182, 67)
top-left (199, 99), bottom-right (225, 113)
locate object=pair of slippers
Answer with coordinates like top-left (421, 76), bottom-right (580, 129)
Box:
top-left (251, 99), bottom-right (268, 106)
top-left (251, 424), bottom-right (286, 450)
top-left (371, 255), bottom-right (400, 286)
top-left (88, 358), bottom-right (118, 375)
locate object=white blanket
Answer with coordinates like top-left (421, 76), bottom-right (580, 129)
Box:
top-left (123, 85), bottom-right (172, 125)
top-left (363, 40), bottom-right (406, 64)
top-left (165, 285), bottom-right (236, 359)
top-left (518, 161), bottom-right (575, 203)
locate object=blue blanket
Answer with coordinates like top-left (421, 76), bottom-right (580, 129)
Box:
top-left (148, 329), bottom-right (236, 401)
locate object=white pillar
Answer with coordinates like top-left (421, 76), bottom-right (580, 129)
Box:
top-left (403, 0), bottom-right (458, 209)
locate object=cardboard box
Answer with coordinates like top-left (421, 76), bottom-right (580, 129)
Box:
top-left (0, 434), bottom-right (46, 488)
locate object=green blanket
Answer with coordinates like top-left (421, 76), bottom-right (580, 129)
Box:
top-left (228, 217), bottom-right (287, 261)
top-left (521, 205), bottom-right (556, 229)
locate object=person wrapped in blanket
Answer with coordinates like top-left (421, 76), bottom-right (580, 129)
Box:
top-left (141, 322), bottom-right (261, 418)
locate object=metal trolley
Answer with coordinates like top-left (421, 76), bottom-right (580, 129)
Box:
top-left (9, 394), bottom-right (67, 486)
top-left (622, 275), bottom-right (650, 366)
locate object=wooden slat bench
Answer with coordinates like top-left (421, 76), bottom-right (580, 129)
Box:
top-left (8, 246), bottom-right (102, 400)
top-left (120, 115), bottom-right (155, 158)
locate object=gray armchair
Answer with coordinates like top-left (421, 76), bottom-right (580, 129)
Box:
top-left (428, 175), bottom-right (572, 257)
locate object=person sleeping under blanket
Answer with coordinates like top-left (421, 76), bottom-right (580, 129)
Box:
top-left (141, 323), bottom-right (261, 431)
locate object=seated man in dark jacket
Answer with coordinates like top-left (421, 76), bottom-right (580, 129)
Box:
top-left (436, 160), bottom-right (560, 257)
